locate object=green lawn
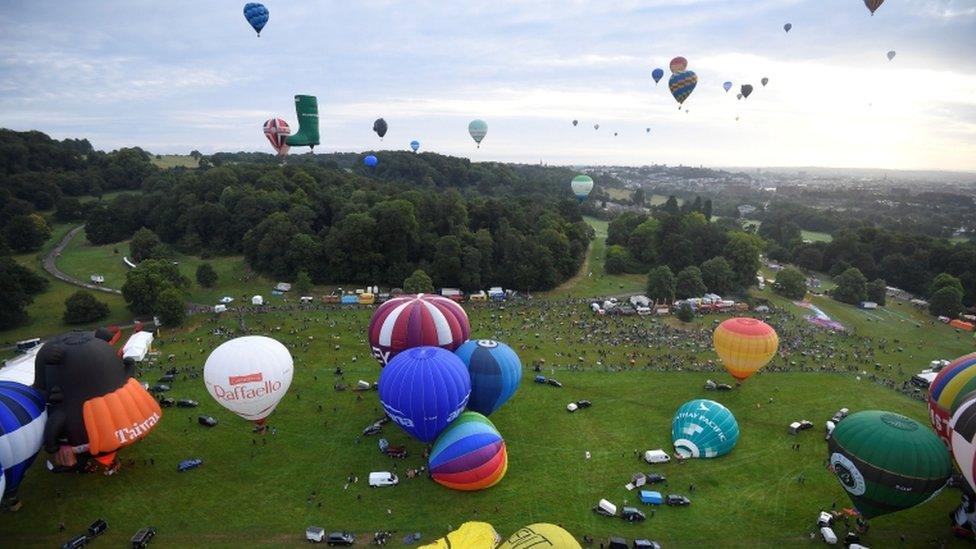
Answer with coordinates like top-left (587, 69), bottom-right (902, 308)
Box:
top-left (151, 155), bottom-right (199, 169)
top-left (0, 302), bottom-right (967, 547)
top-left (548, 217), bottom-right (646, 298)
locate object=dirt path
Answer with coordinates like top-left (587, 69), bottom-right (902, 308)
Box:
top-left (42, 224), bottom-right (122, 295)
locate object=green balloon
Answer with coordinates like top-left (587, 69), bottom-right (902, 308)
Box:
top-left (827, 411), bottom-right (951, 519)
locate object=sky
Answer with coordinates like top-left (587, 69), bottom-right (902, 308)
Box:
top-left (1, 0), bottom-right (975, 171)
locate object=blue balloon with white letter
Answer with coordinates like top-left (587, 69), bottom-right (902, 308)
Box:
top-left (454, 340), bottom-right (521, 416)
top-left (379, 347), bottom-right (471, 443)
top-left (410, 140), bottom-right (420, 153)
top-left (671, 399), bottom-right (739, 459)
top-left (243, 3), bottom-right (269, 36)
top-left (651, 68), bottom-right (665, 84)
top-left (0, 381), bottom-right (47, 499)
top-left (364, 155), bottom-right (378, 167)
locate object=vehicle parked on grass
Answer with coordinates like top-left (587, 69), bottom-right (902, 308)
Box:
top-left (644, 449), bottom-right (671, 464)
top-left (177, 458), bottom-right (202, 472)
top-left (666, 494), bottom-right (691, 506)
top-left (61, 535), bottom-right (88, 549)
top-left (620, 507), bottom-right (646, 522)
top-left (88, 519), bottom-right (107, 537)
top-left (198, 415), bottom-right (218, 427)
top-left (594, 499), bottom-right (617, 517)
top-left (176, 399), bottom-right (198, 408)
top-left (305, 526), bottom-right (325, 543)
top-left (645, 473), bottom-right (666, 484)
top-left (326, 532), bottom-right (355, 546)
top-left (368, 471), bottom-right (399, 487)
top-left (158, 397), bottom-right (175, 408)
top-left (130, 527), bottom-right (157, 548)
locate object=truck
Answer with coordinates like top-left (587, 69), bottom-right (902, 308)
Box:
top-left (440, 288), bottom-right (465, 302)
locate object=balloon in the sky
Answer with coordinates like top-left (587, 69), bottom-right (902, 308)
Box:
top-left (379, 347), bottom-right (471, 443)
top-left (669, 56), bottom-right (688, 74)
top-left (761, 77), bottom-right (769, 87)
top-left (723, 81), bottom-right (733, 93)
top-left (950, 397), bottom-right (976, 493)
top-left (740, 84), bottom-right (754, 99)
top-left (593, 124), bottom-right (600, 130)
top-left (713, 317), bottom-right (778, 381)
top-left (455, 340), bottom-right (521, 416)
top-left (828, 411), bottom-right (950, 519)
top-left (364, 155), bottom-right (378, 168)
top-left (572, 119), bottom-right (578, 126)
top-left (928, 352), bottom-right (976, 444)
top-left (243, 3), bottom-right (269, 36)
top-left (784, 23), bottom-right (792, 33)
top-left (410, 140), bottom-right (420, 152)
top-left (204, 336), bottom-right (293, 427)
top-left (737, 93), bottom-right (743, 100)
top-left (887, 50), bottom-right (896, 61)
top-left (570, 175), bottom-right (594, 201)
top-left (645, 127), bottom-right (651, 133)
top-left (420, 522), bottom-right (500, 549)
top-left (373, 118), bottom-right (388, 139)
top-left (672, 399), bottom-right (739, 459)
top-left (864, 0), bottom-right (885, 15)
top-left (429, 412), bottom-right (507, 491)
top-left (468, 119), bottom-right (487, 148)
top-left (499, 524), bottom-right (581, 549)
top-left (262, 118), bottom-right (291, 156)
top-left (668, 71), bottom-right (698, 106)
top-left (0, 381), bottom-right (46, 501)
top-left (284, 95), bottom-right (320, 150)
top-left (652, 68), bottom-right (665, 84)
top-left (613, 132), bottom-right (618, 137)
top-left (368, 294), bottom-right (470, 366)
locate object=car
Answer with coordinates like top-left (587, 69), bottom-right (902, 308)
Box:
top-left (198, 415), bottom-right (218, 427)
top-left (798, 420), bottom-right (814, 431)
top-left (130, 527), bottom-right (157, 548)
top-left (149, 384), bottom-right (170, 393)
top-left (177, 458), bottom-right (202, 472)
top-left (61, 535), bottom-right (88, 549)
top-left (546, 378), bottom-right (563, 388)
top-left (716, 383), bottom-right (734, 391)
top-left (158, 397), bottom-right (175, 408)
top-left (534, 375), bottom-right (548, 384)
top-left (593, 499), bottom-right (617, 517)
top-left (576, 400), bottom-right (592, 408)
top-left (607, 537), bottom-right (629, 549)
top-left (645, 473), bottom-right (666, 484)
top-left (831, 407), bottom-right (850, 423)
top-left (368, 471), bottom-right (399, 487)
top-left (643, 449), bottom-right (671, 464)
top-left (326, 532), bottom-right (354, 546)
top-left (620, 506), bottom-right (646, 522)
top-left (158, 374), bottom-right (175, 383)
top-left (566, 402), bottom-right (579, 413)
top-left (633, 540), bottom-right (662, 549)
top-left (88, 519), bottom-right (108, 537)
top-left (176, 399), bottom-right (198, 408)
top-left (666, 494), bottom-right (691, 506)
top-left (363, 423), bottom-right (383, 436)
top-left (703, 379), bottom-right (717, 390)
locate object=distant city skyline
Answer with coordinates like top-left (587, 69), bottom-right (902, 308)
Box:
top-left (1, 0), bottom-right (975, 171)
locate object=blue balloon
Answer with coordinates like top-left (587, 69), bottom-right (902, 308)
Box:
top-left (0, 381), bottom-right (46, 499)
top-left (364, 155), bottom-right (378, 167)
top-left (671, 399), bottom-right (739, 459)
top-left (651, 68), bottom-right (665, 84)
top-left (454, 340), bottom-right (522, 416)
top-left (243, 3), bottom-right (269, 36)
top-left (410, 140), bottom-right (420, 152)
top-left (723, 81), bottom-right (733, 93)
top-left (379, 347), bottom-right (471, 443)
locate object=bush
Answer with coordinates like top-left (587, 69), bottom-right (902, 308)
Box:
top-left (930, 286), bottom-right (964, 318)
top-left (63, 290), bottom-right (110, 324)
top-left (866, 279), bottom-right (887, 306)
top-left (196, 263), bottom-right (218, 288)
top-left (605, 245), bottom-right (631, 275)
top-left (676, 302), bottom-right (695, 322)
top-left (833, 267), bottom-right (867, 305)
top-left (773, 267), bottom-right (807, 300)
top-left (403, 269), bottom-right (434, 294)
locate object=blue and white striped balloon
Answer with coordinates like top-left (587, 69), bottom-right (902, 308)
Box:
top-left (455, 340), bottom-right (521, 416)
top-left (671, 399), bottom-right (739, 459)
top-left (0, 381), bottom-right (47, 498)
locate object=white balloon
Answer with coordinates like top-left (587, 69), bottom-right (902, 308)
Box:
top-left (952, 397), bottom-right (976, 493)
top-left (204, 336), bottom-right (294, 422)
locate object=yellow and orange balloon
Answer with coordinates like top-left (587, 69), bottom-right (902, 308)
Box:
top-left (713, 317), bottom-right (778, 381)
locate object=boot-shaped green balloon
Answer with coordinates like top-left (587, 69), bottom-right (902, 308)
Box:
top-left (285, 95), bottom-right (320, 149)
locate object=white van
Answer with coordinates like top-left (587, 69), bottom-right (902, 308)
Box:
top-left (825, 420), bottom-right (836, 440)
top-left (306, 526), bottom-right (325, 543)
top-left (368, 471), bottom-right (399, 487)
top-left (213, 304), bottom-right (227, 314)
top-left (644, 449), bottom-right (671, 464)
top-left (820, 527), bottom-right (838, 545)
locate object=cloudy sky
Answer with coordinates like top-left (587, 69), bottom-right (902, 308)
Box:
top-left (2, 0), bottom-right (975, 170)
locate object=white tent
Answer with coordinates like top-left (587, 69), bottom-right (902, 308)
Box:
top-left (252, 295), bottom-right (264, 305)
top-left (0, 346), bottom-right (40, 385)
top-left (122, 331), bottom-right (154, 362)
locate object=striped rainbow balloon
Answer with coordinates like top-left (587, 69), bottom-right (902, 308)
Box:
top-left (929, 352), bottom-right (976, 445)
top-left (429, 412), bottom-right (507, 491)
top-left (713, 317), bottom-right (778, 381)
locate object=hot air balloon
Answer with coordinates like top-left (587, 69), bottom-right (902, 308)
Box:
top-left (864, 0), bottom-right (885, 16)
top-left (455, 340), bottom-right (521, 416)
top-left (373, 118), bottom-right (388, 139)
top-left (928, 352), bottom-right (976, 444)
top-left (572, 120), bottom-right (578, 126)
top-left (367, 293), bottom-right (470, 366)
top-left (379, 347), bottom-right (471, 443)
top-left (887, 50), bottom-right (896, 61)
top-left (364, 155), bottom-right (378, 168)
top-left (0, 381), bottom-right (45, 506)
top-left (593, 124), bottom-right (600, 130)
top-left (429, 411), bottom-right (507, 491)
top-left (243, 3), bottom-right (269, 36)
top-left (499, 524), bottom-right (581, 549)
top-left (410, 140), bottom-right (420, 152)
top-left (828, 411), bottom-right (951, 519)
top-left (570, 175), bottom-right (594, 202)
top-left (668, 71), bottom-right (698, 107)
top-left (33, 330), bottom-right (161, 471)
top-left (951, 397), bottom-right (976, 493)
top-left (204, 336), bottom-right (293, 430)
top-left (713, 317), bottom-right (778, 381)
top-left (468, 119), bottom-right (487, 148)
top-left (420, 522), bottom-right (500, 549)
top-left (651, 68), bottom-right (665, 84)
top-left (672, 399), bottom-right (739, 459)
top-left (761, 77), bottom-right (769, 87)
top-left (262, 118), bottom-right (291, 157)
top-left (737, 93), bottom-right (743, 100)
top-left (284, 95), bottom-right (320, 150)
top-left (784, 23), bottom-right (792, 33)
top-left (613, 132), bottom-right (618, 137)
top-left (723, 81), bottom-right (733, 93)
top-left (669, 56), bottom-right (688, 74)
top-left (645, 127), bottom-right (651, 133)
top-left (740, 84), bottom-right (754, 99)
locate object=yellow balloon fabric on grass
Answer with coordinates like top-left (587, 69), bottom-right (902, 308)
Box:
top-left (499, 523), bottom-right (581, 549)
top-left (419, 522), bottom-right (499, 549)
top-left (713, 317), bottom-right (778, 381)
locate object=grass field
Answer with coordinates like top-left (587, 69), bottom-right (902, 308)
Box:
top-left (151, 155), bottom-right (199, 169)
top-left (549, 217), bottom-right (646, 298)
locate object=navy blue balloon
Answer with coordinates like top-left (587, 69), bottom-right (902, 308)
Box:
top-left (410, 140), bottom-right (420, 153)
top-left (379, 347), bottom-right (471, 443)
top-left (243, 3), bottom-right (269, 36)
top-left (0, 381), bottom-right (46, 498)
top-left (364, 155), bottom-right (378, 167)
top-left (454, 340), bottom-right (521, 416)
top-left (651, 68), bottom-right (665, 84)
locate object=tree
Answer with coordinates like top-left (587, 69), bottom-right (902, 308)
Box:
top-left (129, 227), bottom-right (162, 262)
top-left (0, 257), bottom-right (49, 329)
top-left (155, 287), bottom-right (186, 327)
top-left (403, 269), bottom-right (434, 294)
top-left (700, 256), bottom-right (735, 295)
top-left (930, 287), bottom-right (964, 318)
top-left (773, 267), bottom-right (807, 300)
top-left (930, 273), bottom-right (964, 297)
top-left (675, 266), bottom-right (707, 299)
top-left (432, 235), bottom-right (463, 287)
top-left (723, 232), bottom-right (762, 289)
top-left (758, 216), bottom-right (802, 249)
top-left (663, 195), bottom-right (680, 215)
top-left (795, 247), bottom-right (824, 272)
top-left (294, 270), bottom-right (313, 296)
top-left (54, 197), bottom-right (87, 222)
top-left (626, 218), bottom-right (659, 266)
top-left (867, 278), bottom-right (887, 306)
top-left (632, 188), bottom-right (645, 207)
top-left (833, 267), bottom-right (868, 305)
top-left (703, 199), bottom-right (713, 222)
top-left (2, 214), bottom-right (51, 253)
top-left (676, 302), bottom-right (695, 322)
top-left (605, 245), bottom-right (630, 275)
top-left (121, 259), bottom-right (189, 314)
top-left (646, 266), bottom-right (676, 304)
top-left (63, 290), bottom-right (110, 324)
top-left (196, 263), bottom-right (218, 288)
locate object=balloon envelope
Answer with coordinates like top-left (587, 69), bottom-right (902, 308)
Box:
top-left (651, 68), bottom-right (665, 84)
top-left (887, 50), bottom-right (896, 61)
top-left (420, 522), bottom-right (499, 549)
top-left (499, 524), bottom-right (581, 549)
top-left (864, 0), bottom-right (885, 15)
top-left (367, 293), bottom-right (470, 366)
top-left (713, 317), bottom-right (778, 381)
top-left (570, 175), bottom-right (594, 201)
top-left (204, 336), bottom-right (293, 423)
top-left (364, 155), bottom-right (378, 167)
top-left (668, 71), bottom-right (698, 105)
top-left (284, 95), bottom-right (320, 149)
top-left (455, 340), bottom-right (521, 416)
top-left (672, 399), bottom-right (739, 458)
top-left (929, 352), bottom-right (976, 444)
top-left (373, 118), bottom-right (388, 139)
top-left (784, 23), bottom-right (792, 33)
top-left (572, 119), bottom-right (578, 126)
top-left (379, 347), bottom-right (471, 443)
top-left (593, 124), bottom-right (599, 130)
top-left (669, 56), bottom-right (688, 74)
top-left (468, 119), bottom-right (487, 146)
top-left (429, 411), bottom-right (507, 491)
top-left (410, 140), bottom-right (420, 152)
top-left (741, 84), bottom-right (754, 99)
top-left (828, 411), bottom-right (950, 519)
top-left (723, 81), bottom-right (732, 93)
top-left (0, 381), bottom-right (46, 498)
top-left (263, 118), bottom-right (291, 156)
top-left (761, 77), bottom-right (769, 87)
top-left (243, 3), bottom-right (269, 35)
top-left (951, 397), bottom-right (976, 493)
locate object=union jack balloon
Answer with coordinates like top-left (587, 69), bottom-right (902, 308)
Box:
top-left (263, 118), bottom-right (291, 156)
top-left (368, 294), bottom-right (470, 366)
